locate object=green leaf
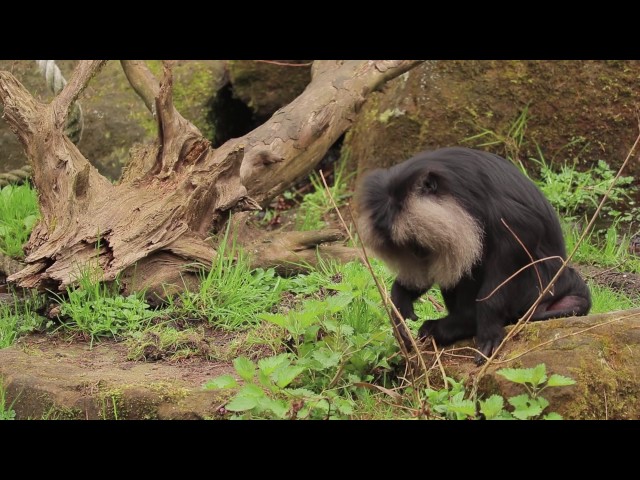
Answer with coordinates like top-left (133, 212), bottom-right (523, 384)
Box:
top-left (543, 412), bottom-right (563, 420)
top-left (311, 348), bottom-right (341, 369)
top-left (272, 365), bottom-right (305, 388)
top-left (311, 398), bottom-right (330, 413)
top-left (507, 394), bottom-right (531, 409)
top-left (508, 394), bottom-right (544, 420)
top-left (497, 365), bottom-right (548, 386)
top-left (334, 398), bottom-right (354, 416)
top-left (536, 396), bottom-right (549, 411)
top-left (496, 367), bottom-right (529, 385)
top-left (479, 395), bottom-right (505, 420)
top-left (225, 396), bottom-right (258, 412)
top-left (324, 292), bottom-right (354, 312)
top-left (225, 385), bottom-right (266, 412)
top-left (233, 357), bottom-right (256, 382)
top-left (448, 399), bottom-right (477, 418)
top-left (257, 370), bottom-right (277, 392)
top-left (256, 397), bottom-right (290, 419)
top-left (258, 353), bottom-right (290, 375)
top-left (203, 374), bottom-right (238, 390)
top-left (547, 374), bottom-right (576, 387)
top-left (529, 364), bottom-right (548, 387)
top-left (238, 384), bottom-right (266, 398)
top-left (257, 312), bottom-right (287, 327)
top-left (286, 387), bottom-right (319, 399)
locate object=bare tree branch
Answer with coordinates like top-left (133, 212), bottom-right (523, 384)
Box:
top-left (120, 60), bottom-right (160, 115)
top-left (1, 59), bottom-right (423, 292)
top-left (236, 60), bottom-right (423, 204)
top-left (52, 61), bottom-right (107, 126)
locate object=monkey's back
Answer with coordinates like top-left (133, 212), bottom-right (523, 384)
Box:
top-left (405, 147), bottom-right (567, 260)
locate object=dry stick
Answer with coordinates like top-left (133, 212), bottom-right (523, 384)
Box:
top-left (501, 218), bottom-right (544, 293)
top-left (421, 294), bottom-right (445, 312)
top-left (476, 256), bottom-right (564, 302)
top-left (430, 338), bottom-right (449, 387)
top-left (472, 131), bottom-right (640, 394)
top-left (317, 171), bottom-right (436, 396)
top-left (493, 312), bottom-right (639, 364)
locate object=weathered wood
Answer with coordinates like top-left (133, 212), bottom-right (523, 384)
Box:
top-left (0, 60), bottom-right (422, 291)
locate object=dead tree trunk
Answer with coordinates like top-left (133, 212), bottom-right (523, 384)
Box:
top-left (0, 60), bottom-right (421, 295)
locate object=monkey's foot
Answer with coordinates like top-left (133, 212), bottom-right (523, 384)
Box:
top-left (474, 334), bottom-right (505, 366)
top-left (417, 319), bottom-right (438, 339)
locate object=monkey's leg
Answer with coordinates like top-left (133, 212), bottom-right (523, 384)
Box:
top-left (531, 267), bottom-right (592, 320)
top-left (417, 284), bottom-right (477, 347)
top-left (474, 307), bottom-right (507, 365)
top-left (417, 310), bottom-right (476, 345)
top-left (390, 280), bottom-right (428, 350)
top-left (531, 295), bottom-right (591, 320)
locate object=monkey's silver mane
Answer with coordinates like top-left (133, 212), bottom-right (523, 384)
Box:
top-left (357, 191), bottom-right (483, 290)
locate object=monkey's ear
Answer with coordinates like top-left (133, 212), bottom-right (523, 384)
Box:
top-left (422, 173), bottom-right (438, 194)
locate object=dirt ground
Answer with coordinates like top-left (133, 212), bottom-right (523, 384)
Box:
top-left (1, 223), bottom-right (639, 419)
top-left (0, 333), bottom-right (235, 419)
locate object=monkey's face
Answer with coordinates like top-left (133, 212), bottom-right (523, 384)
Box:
top-left (355, 161), bottom-right (483, 289)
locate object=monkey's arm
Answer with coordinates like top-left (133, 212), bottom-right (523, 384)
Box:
top-left (389, 279), bottom-right (428, 351)
top-left (390, 280), bottom-right (428, 321)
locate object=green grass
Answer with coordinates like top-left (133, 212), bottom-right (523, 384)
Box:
top-left (295, 161), bottom-right (352, 231)
top-left (464, 105), bottom-right (529, 165)
top-left (171, 237), bottom-right (284, 330)
top-left (564, 222), bottom-right (640, 273)
top-left (0, 183), bottom-right (40, 258)
top-left (0, 293), bottom-right (47, 349)
top-left (0, 378), bottom-right (16, 420)
top-left (531, 150), bottom-right (635, 221)
top-left (588, 283), bottom-right (638, 313)
top-left (53, 263), bottom-right (159, 344)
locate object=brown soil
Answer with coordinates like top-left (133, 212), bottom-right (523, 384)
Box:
top-left (0, 333), bottom-right (235, 419)
top-left (577, 265), bottom-right (640, 299)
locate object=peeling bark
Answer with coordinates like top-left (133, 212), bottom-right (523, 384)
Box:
top-left (0, 60), bottom-right (422, 291)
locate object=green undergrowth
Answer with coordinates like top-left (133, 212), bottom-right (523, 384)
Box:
top-left (0, 291), bottom-right (48, 349)
top-left (254, 153), bottom-right (353, 231)
top-left (169, 236), bottom-right (285, 330)
top-left (50, 262), bottom-right (161, 345)
top-left (588, 283), bottom-right (637, 313)
top-left (565, 223), bottom-right (640, 273)
top-left (295, 163), bottom-right (352, 231)
top-left (0, 378), bottom-right (16, 420)
top-left (0, 183), bottom-right (40, 258)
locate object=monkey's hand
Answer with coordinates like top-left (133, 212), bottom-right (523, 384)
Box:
top-left (390, 280), bottom-right (424, 322)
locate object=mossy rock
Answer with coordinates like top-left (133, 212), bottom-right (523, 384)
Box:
top-left (0, 335), bottom-right (232, 420)
top-left (345, 60), bottom-right (640, 178)
top-left (441, 308), bottom-right (640, 419)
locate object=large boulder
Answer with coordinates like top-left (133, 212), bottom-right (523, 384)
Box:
top-left (447, 307), bottom-right (640, 419)
top-left (345, 60), bottom-right (640, 178)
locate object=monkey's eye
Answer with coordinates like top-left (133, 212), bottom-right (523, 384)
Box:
top-left (422, 175), bottom-right (438, 194)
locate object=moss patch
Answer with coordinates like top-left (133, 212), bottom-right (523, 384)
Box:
top-left (345, 60), bottom-right (640, 178)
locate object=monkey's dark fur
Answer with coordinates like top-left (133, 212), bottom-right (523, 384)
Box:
top-left (356, 147), bottom-right (591, 364)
